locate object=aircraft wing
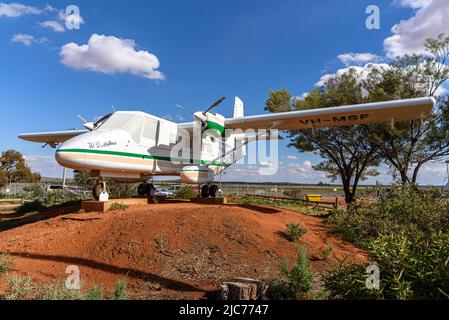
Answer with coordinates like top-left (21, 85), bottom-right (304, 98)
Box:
top-left (224, 97), bottom-right (435, 131)
top-left (18, 129), bottom-right (88, 145)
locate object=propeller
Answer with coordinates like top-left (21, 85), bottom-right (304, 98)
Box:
top-left (76, 114), bottom-right (95, 131)
top-left (176, 97), bottom-right (227, 124)
top-left (203, 97), bottom-right (226, 114)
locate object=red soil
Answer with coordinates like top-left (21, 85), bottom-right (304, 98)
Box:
top-left (0, 202), bottom-right (367, 299)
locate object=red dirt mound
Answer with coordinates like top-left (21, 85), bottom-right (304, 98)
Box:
top-left (0, 203), bottom-right (367, 299)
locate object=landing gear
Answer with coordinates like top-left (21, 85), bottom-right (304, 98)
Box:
top-left (138, 182), bottom-right (155, 197)
top-left (200, 184), bottom-right (219, 198)
top-left (209, 185), bottom-right (219, 198)
top-left (93, 181), bottom-right (109, 202)
top-left (201, 185), bottom-right (210, 198)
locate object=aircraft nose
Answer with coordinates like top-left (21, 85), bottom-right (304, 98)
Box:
top-left (55, 137), bottom-right (86, 170)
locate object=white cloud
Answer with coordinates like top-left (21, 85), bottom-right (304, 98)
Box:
top-left (25, 155), bottom-right (72, 178)
top-left (315, 63), bottom-right (390, 87)
top-left (0, 2), bottom-right (41, 17)
top-left (384, 0), bottom-right (449, 58)
top-left (338, 52), bottom-right (380, 66)
top-left (163, 114), bottom-right (173, 121)
top-left (285, 155), bottom-right (299, 160)
top-left (11, 33), bottom-right (34, 46)
top-left (40, 20), bottom-right (65, 32)
top-left (175, 114), bottom-right (185, 122)
top-left (60, 34), bottom-right (165, 81)
top-left (11, 33), bottom-right (48, 46)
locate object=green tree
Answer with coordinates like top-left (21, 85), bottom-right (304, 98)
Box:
top-left (0, 168), bottom-right (7, 189)
top-left (266, 71), bottom-right (380, 203)
top-left (0, 150), bottom-right (41, 185)
top-left (364, 34), bottom-right (449, 184)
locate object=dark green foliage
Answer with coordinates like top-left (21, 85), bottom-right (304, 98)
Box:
top-left (176, 187), bottom-right (197, 199)
top-left (325, 185), bottom-right (449, 299)
top-left (323, 263), bottom-right (379, 300)
top-left (15, 200), bottom-right (46, 214)
top-left (110, 279), bottom-right (127, 300)
top-left (266, 248), bottom-right (314, 299)
top-left (284, 223), bottom-right (308, 242)
top-left (0, 254), bottom-right (13, 274)
top-left (109, 202), bottom-right (129, 211)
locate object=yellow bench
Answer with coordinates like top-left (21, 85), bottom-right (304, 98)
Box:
top-left (306, 194), bottom-right (323, 202)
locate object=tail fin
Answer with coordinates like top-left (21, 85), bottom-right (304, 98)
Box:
top-left (233, 97), bottom-right (244, 118)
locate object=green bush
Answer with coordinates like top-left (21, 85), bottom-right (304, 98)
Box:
top-left (323, 262), bottom-right (379, 300)
top-left (176, 187), bottom-right (197, 199)
top-left (109, 202), bottom-right (129, 211)
top-left (5, 275), bottom-right (33, 300)
top-left (266, 248), bottom-right (314, 299)
top-left (284, 223), bottom-right (308, 242)
top-left (16, 200), bottom-right (46, 214)
top-left (110, 279), bottom-right (127, 300)
top-left (0, 254), bottom-right (13, 274)
top-left (326, 185), bottom-right (449, 299)
top-left (43, 191), bottom-right (76, 207)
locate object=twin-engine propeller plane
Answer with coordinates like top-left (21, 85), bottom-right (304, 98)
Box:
top-left (19, 96), bottom-right (435, 201)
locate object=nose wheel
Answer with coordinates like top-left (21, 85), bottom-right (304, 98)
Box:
top-left (93, 181), bottom-right (109, 202)
top-left (201, 184), bottom-right (219, 198)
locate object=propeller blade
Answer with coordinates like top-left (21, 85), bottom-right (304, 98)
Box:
top-left (176, 104), bottom-right (195, 115)
top-left (76, 114), bottom-right (88, 124)
top-left (203, 97), bottom-right (226, 114)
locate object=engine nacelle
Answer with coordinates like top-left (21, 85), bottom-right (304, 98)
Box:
top-left (180, 166), bottom-right (215, 184)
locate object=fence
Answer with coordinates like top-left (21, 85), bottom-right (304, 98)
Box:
top-left (242, 194), bottom-right (339, 210)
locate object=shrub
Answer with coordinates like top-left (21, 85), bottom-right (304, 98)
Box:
top-left (321, 245), bottom-right (334, 260)
top-left (16, 200), bottom-right (46, 214)
top-left (110, 279), bottom-right (127, 300)
top-left (326, 185), bottom-right (449, 299)
top-left (5, 275), bottom-right (33, 300)
top-left (284, 223), bottom-right (308, 242)
top-left (109, 202), bottom-right (129, 211)
top-left (266, 248), bottom-right (314, 299)
top-left (43, 191), bottom-right (76, 207)
top-left (176, 187), bottom-right (197, 199)
top-left (0, 254), bottom-right (13, 274)
top-left (323, 262), bottom-right (379, 300)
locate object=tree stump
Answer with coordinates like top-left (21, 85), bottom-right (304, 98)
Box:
top-left (219, 278), bottom-right (265, 300)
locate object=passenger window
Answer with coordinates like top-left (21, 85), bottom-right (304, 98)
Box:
top-left (140, 117), bottom-right (159, 146)
top-left (123, 116), bottom-right (145, 143)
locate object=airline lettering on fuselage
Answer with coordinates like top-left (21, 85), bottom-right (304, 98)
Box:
top-left (88, 141), bottom-right (117, 149)
top-left (298, 114), bottom-right (370, 126)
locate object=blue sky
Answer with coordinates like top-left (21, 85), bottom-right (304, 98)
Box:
top-left (1, 0), bottom-right (448, 185)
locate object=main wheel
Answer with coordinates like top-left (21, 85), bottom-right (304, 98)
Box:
top-left (201, 185), bottom-right (210, 198)
top-left (209, 185), bottom-right (219, 198)
top-left (138, 183), bottom-right (146, 196)
top-left (146, 183), bottom-right (155, 197)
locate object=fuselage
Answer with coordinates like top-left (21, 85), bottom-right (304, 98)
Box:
top-left (55, 111), bottom-right (235, 184)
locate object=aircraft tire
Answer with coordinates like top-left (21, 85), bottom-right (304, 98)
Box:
top-left (93, 183), bottom-right (103, 201)
top-left (138, 183), bottom-right (146, 196)
top-left (209, 185), bottom-right (219, 198)
top-left (201, 185), bottom-right (210, 198)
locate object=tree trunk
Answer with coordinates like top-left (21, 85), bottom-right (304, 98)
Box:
top-left (342, 178), bottom-right (355, 204)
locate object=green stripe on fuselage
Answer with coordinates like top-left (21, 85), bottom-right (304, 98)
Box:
top-left (56, 148), bottom-right (229, 168)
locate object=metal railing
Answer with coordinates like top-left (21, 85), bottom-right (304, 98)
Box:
top-left (243, 194), bottom-right (339, 210)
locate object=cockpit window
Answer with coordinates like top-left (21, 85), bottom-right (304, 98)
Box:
top-left (98, 113), bottom-right (135, 130)
top-left (97, 112), bottom-right (159, 145)
top-left (94, 113), bottom-right (113, 129)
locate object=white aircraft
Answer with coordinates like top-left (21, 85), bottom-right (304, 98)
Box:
top-left (19, 96), bottom-right (435, 201)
